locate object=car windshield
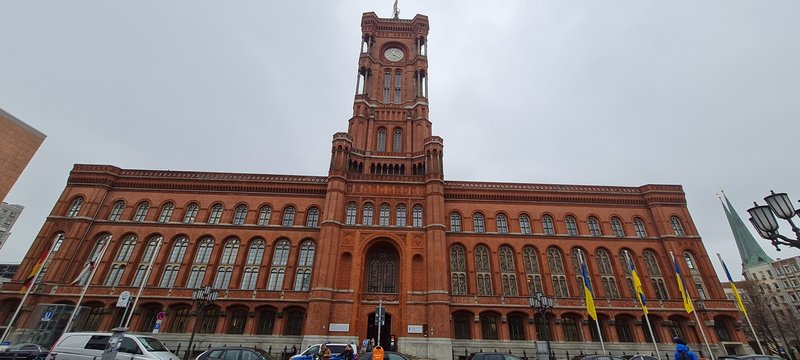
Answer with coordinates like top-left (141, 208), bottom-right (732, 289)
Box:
top-left (136, 336), bottom-right (168, 352)
top-left (253, 349), bottom-right (272, 360)
top-left (327, 345), bottom-right (346, 355)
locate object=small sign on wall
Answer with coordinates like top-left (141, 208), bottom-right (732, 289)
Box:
top-left (407, 325), bottom-right (423, 334)
top-left (329, 323), bottom-right (350, 332)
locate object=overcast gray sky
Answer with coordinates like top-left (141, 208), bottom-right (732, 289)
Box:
top-left (1, 1), bottom-right (799, 282)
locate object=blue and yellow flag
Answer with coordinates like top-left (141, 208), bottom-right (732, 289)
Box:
top-left (581, 261), bottom-right (597, 320)
top-left (719, 256), bottom-right (747, 315)
top-left (629, 259), bottom-right (648, 315)
top-left (673, 256), bottom-right (695, 314)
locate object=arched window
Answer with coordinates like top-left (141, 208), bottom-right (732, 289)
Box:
top-left (208, 203), bottom-right (223, 224)
top-left (346, 203), bottom-right (357, 225)
top-left (619, 249), bottom-right (635, 298)
top-left (160, 237), bottom-right (188, 288)
top-left (365, 243), bottom-right (399, 293)
top-left (158, 202), bottom-right (174, 223)
top-left (109, 200), bottom-right (125, 221)
top-left (267, 239), bottom-right (290, 290)
top-left (363, 203), bottom-right (374, 225)
top-left (523, 246), bottom-right (543, 294)
top-left (306, 207), bottom-right (320, 227)
top-left (379, 204), bottom-right (390, 226)
top-left (450, 245), bottom-right (467, 295)
top-left (570, 248), bottom-right (586, 298)
top-left (595, 249), bottom-right (620, 298)
top-left (634, 217), bottom-right (647, 238)
top-left (519, 215), bottom-right (532, 234)
top-left (393, 128), bottom-right (402, 152)
top-left (671, 216), bottom-right (686, 236)
top-left (285, 309), bottom-right (305, 336)
top-left (475, 245), bottom-right (493, 295)
top-left (294, 240), bottom-right (315, 291)
top-left (480, 314), bottom-right (499, 340)
top-left (106, 234), bottom-right (136, 286)
top-left (214, 238), bottom-right (239, 289)
top-left (473, 213), bottom-right (485, 233)
top-left (75, 236), bottom-right (109, 286)
top-left (169, 307), bottom-right (191, 333)
top-left (450, 213), bottom-right (462, 232)
top-left (508, 313), bottom-right (527, 340)
top-left (611, 217), bottom-right (625, 237)
top-left (67, 197), bottom-right (84, 217)
top-left (588, 216), bottom-right (602, 236)
top-left (496, 214), bottom-right (508, 234)
top-left (542, 215), bottom-right (555, 235)
top-left (187, 237), bottom-right (214, 288)
top-left (565, 216), bottom-right (578, 236)
top-left (412, 205), bottom-right (423, 227)
top-left (453, 313), bottom-right (471, 339)
top-left (255, 307), bottom-right (276, 335)
top-left (643, 250), bottom-right (669, 299)
top-left (377, 128), bottom-right (387, 151)
top-left (562, 316), bottom-right (581, 341)
top-left (684, 252), bottom-right (708, 299)
top-left (615, 316), bottom-right (634, 342)
top-left (383, 70), bottom-right (391, 103)
top-left (396, 204), bottom-right (406, 226)
top-left (241, 239), bottom-right (265, 290)
top-left (227, 309), bottom-right (248, 335)
top-left (133, 202), bottom-right (150, 222)
top-left (394, 70), bottom-right (402, 103)
top-left (132, 237), bottom-right (159, 287)
top-left (499, 246), bottom-right (518, 296)
top-left (232, 204), bottom-right (248, 225)
top-left (257, 205), bottom-right (272, 226)
top-left (183, 203), bottom-right (199, 223)
top-left (547, 247), bottom-right (569, 297)
top-left (282, 206), bottom-right (295, 227)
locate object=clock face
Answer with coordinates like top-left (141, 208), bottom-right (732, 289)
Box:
top-left (384, 47), bottom-right (404, 61)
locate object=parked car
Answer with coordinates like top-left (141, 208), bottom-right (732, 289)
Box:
top-left (360, 351), bottom-right (410, 360)
top-left (733, 356), bottom-right (784, 360)
top-left (468, 353), bottom-right (524, 360)
top-left (52, 332), bottom-right (179, 360)
top-left (289, 344), bottom-right (357, 360)
top-left (570, 356), bottom-right (626, 360)
top-left (622, 355), bottom-right (659, 360)
top-left (0, 343), bottom-right (49, 360)
top-left (195, 347), bottom-right (274, 360)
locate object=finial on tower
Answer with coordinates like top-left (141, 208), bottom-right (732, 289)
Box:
top-left (393, 0), bottom-right (400, 19)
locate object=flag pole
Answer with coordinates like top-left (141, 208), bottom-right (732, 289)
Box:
top-left (0, 240), bottom-right (57, 344)
top-left (124, 236), bottom-right (163, 328)
top-left (62, 235), bottom-right (113, 335)
top-left (670, 251), bottom-right (715, 360)
top-left (715, 253), bottom-right (763, 354)
top-left (624, 251), bottom-right (659, 355)
top-left (579, 250), bottom-right (606, 354)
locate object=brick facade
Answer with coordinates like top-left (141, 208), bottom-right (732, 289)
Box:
top-left (0, 12), bottom-right (745, 359)
top-left (0, 108), bottom-right (45, 202)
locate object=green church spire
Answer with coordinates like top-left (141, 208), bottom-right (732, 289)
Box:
top-left (720, 192), bottom-right (773, 269)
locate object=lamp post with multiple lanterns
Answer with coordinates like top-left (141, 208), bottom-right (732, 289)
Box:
top-left (748, 191), bottom-right (800, 251)
top-left (529, 292), bottom-right (554, 360)
top-left (184, 285), bottom-right (219, 360)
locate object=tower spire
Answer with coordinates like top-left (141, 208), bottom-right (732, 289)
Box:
top-left (719, 191), bottom-right (773, 271)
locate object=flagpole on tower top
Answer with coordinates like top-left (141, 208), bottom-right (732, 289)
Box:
top-left (393, 0), bottom-right (399, 19)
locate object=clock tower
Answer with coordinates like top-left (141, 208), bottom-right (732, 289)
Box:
top-left (314, 11), bottom-right (451, 359)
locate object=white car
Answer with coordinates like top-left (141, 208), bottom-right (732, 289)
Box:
top-left (290, 344), bottom-right (358, 360)
top-left (51, 332), bottom-right (179, 360)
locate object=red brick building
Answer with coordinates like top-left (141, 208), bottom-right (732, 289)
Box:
top-left (0, 108), bottom-right (45, 202)
top-left (1, 12), bottom-right (746, 359)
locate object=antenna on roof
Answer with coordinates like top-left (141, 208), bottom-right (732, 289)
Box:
top-left (392, 0), bottom-right (399, 19)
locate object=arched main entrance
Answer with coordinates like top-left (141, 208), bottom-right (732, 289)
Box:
top-left (362, 241), bottom-right (400, 350)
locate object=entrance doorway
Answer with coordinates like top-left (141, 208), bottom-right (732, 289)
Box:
top-left (366, 312), bottom-right (392, 350)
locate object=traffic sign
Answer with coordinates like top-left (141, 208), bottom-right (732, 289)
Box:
top-left (116, 291), bottom-right (131, 308)
top-left (42, 310), bottom-right (54, 322)
top-left (157, 311), bottom-right (165, 320)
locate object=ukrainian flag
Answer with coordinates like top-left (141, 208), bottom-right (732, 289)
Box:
top-left (629, 260), bottom-right (648, 315)
top-left (673, 256), bottom-right (694, 314)
top-left (720, 257), bottom-right (747, 315)
top-left (581, 262), bottom-right (597, 320)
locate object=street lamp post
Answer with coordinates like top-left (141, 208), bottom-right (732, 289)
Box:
top-left (184, 285), bottom-right (219, 360)
top-left (748, 191), bottom-right (800, 251)
top-left (529, 292), bottom-right (554, 360)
